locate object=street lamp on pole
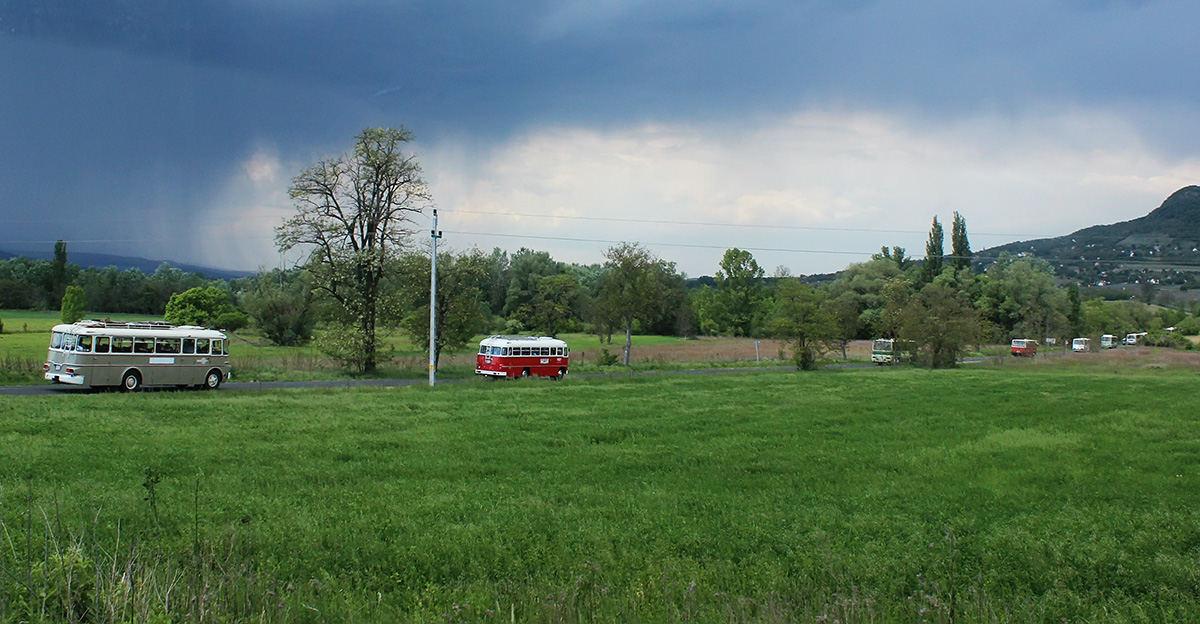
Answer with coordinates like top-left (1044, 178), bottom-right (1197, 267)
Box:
top-left (428, 209), bottom-right (442, 387)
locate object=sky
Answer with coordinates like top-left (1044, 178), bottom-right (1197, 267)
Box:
top-left (2, 0), bottom-right (1199, 277)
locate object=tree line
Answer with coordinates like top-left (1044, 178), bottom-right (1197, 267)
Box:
top-left (5, 128), bottom-right (1196, 372)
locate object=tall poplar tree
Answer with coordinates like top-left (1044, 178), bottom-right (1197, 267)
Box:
top-left (921, 216), bottom-right (945, 283)
top-left (951, 211), bottom-right (972, 272)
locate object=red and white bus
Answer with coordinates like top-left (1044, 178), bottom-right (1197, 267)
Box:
top-left (1010, 338), bottom-right (1038, 357)
top-left (476, 335), bottom-right (569, 379)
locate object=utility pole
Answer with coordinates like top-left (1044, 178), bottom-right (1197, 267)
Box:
top-left (428, 209), bottom-right (442, 387)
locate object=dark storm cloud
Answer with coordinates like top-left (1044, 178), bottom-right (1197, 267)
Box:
top-left (5, 0), bottom-right (1197, 127)
top-left (1, 0), bottom-right (1198, 269)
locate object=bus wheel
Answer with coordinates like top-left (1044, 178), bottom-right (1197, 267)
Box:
top-left (555, 368), bottom-right (566, 380)
top-left (521, 368), bottom-right (531, 378)
top-left (121, 370), bottom-right (142, 392)
top-left (203, 369), bottom-right (223, 390)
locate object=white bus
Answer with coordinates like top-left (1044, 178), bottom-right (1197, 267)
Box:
top-left (45, 320), bottom-right (232, 391)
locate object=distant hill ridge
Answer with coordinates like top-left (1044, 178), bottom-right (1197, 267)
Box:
top-left (982, 185), bottom-right (1200, 285)
top-left (0, 248), bottom-right (252, 281)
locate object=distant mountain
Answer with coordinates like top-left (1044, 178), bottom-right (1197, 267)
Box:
top-left (0, 248), bottom-right (253, 281)
top-left (980, 186), bottom-right (1200, 286)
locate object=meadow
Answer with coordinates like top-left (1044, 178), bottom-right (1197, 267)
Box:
top-left (2, 365), bottom-right (1199, 622)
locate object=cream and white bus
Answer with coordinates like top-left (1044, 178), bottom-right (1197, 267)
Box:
top-left (45, 320), bottom-right (231, 391)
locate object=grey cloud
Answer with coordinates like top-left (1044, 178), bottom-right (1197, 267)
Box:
top-left (1, 0), bottom-right (1198, 268)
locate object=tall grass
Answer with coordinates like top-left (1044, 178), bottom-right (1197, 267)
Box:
top-left (3, 367), bottom-right (1200, 621)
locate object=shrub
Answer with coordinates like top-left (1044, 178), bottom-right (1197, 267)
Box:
top-left (60, 285), bottom-right (86, 324)
top-left (215, 310), bottom-right (250, 332)
top-left (165, 286), bottom-right (241, 327)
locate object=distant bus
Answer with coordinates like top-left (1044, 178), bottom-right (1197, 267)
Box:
top-left (45, 320), bottom-right (231, 391)
top-left (1100, 334), bottom-right (1118, 349)
top-left (871, 338), bottom-right (914, 365)
top-left (1071, 337), bottom-right (1090, 352)
top-left (1124, 332), bottom-right (1147, 346)
top-left (1010, 339), bottom-right (1038, 357)
top-left (476, 335), bottom-right (569, 379)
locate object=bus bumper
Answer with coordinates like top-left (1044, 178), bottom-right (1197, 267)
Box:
top-left (45, 372), bottom-right (85, 385)
top-left (475, 369), bottom-right (507, 377)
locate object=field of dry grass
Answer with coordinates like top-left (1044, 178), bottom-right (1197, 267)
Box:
top-left (1042, 344), bottom-right (1200, 370)
top-left (571, 337), bottom-right (874, 365)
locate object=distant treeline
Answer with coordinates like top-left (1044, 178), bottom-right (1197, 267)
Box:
top-left (0, 254), bottom-right (213, 315)
top-left (4, 237), bottom-right (1197, 361)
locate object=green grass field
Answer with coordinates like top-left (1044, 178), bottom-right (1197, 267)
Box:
top-left (2, 366), bottom-right (1198, 622)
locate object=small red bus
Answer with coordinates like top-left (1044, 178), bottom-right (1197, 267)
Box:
top-left (476, 335), bottom-right (569, 379)
top-left (1010, 338), bottom-right (1038, 357)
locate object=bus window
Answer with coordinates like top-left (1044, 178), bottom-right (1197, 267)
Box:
top-left (134, 337), bottom-right (154, 354)
top-left (76, 336), bottom-right (93, 352)
top-left (111, 337), bottom-right (134, 353)
top-left (51, 332), bottom-right (64, 349)
top-left (182, 338), bottom-right (195, 354)
top-left (501, 347), bottom-right (509, 356)
top-left (62, 334), bottom-right (77, 350)
top-left (212, 339), bottom-right (225, 356)
top-left (196, 338), bottom-right (210, 354)
top-left (95, 336), bottom-right (111, 354)
top-left (156, 338), bottom-right (182, 354)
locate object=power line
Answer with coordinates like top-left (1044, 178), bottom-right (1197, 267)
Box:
top-left (444, 229), bottom-right (1200, 269)
top-left (439, 208), bottom-right (1054, 239)
top-left (442, 229), bottom-right (872, 257)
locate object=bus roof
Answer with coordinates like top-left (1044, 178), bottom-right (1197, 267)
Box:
top-left (479, 335), bottom-right (568, 348)
top-left (52, 320), bottom-right (227, 339)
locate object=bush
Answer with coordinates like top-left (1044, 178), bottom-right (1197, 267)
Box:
top-left (60, 285), bottom-right (86, 324)
top-left (1144, 331), bottom-right (1192, 349)
top-left (241, 282), bottom-right (315, 346)
top-left (1173, 315), bottom-right (1200, 336)
top-left (215, 310), bottom-right (250, 332)
top-left (598, 348), bottom-right (620, 366)
top-left (165, 286), bottom-right (241, 328)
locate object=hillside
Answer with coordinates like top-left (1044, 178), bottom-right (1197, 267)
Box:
top-left (982, 186), bottom-right (1200, 286)
top-left (0, 248), bottom-right (252, 280)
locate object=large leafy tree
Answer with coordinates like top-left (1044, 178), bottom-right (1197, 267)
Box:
top-left (597, 242), bottom-right (676, 365)
top-left (276, 127), bottom-right (431, 373)
top-left (518, 273), bottom-right (581, 337)
top-left (977, 254), bottom-right (1069, 340)
top-left (899, 283), bottom-right (982, 368)
top-left (769, 279), bottom-right (836, 370)
top-left (503, 248), bottom-right (562, 318)
top-left (395, 249), bottom-right (490, 369)
top-left (713, 248), bottom-right (766, 336)
top-left (826, 257), bottom-right (907, 339)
